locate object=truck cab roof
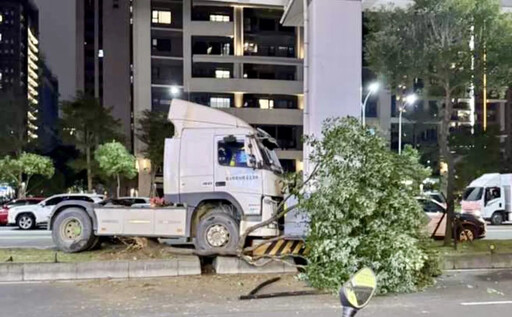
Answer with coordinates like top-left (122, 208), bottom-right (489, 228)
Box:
top-left (169, 99), bottom-right (253, 134)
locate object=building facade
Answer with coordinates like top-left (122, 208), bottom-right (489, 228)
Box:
top-left (0, 0), bottom-right (40, 143)
top-left (38, 64), bottom-right (59, 153)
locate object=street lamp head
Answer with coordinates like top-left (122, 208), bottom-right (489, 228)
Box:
top-left (368, 82), bottom-right (380, 94)
top-left (405, 94), bottom-right (418, 105)
top-left (170, 86), bottom-right (180, 96)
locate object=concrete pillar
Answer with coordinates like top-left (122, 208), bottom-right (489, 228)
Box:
top-left (183, 0), bottom-right (192, 93)
top-left (233, 6), bottom-right (244, 79)
top-left (234, 92), bottom-right (243, 108)
top-left (93, 0), bottom-right (101, 99)
top-left (133, 0), bottom-right (152, 195)
top-left (303, 0), bottom-right (362, 173)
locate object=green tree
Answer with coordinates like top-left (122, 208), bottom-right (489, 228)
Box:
top-left (136, 110), bottom-right (174, 197)
top-left (299, 118), bottom-right (436, 294)
top-left (60, 92), bottom-right (121, 192)
top-left (0, 153), bottom-right (55, 198)
top-left (452, 127), bottom-right (502, 194)
top-left (365, 0), bottom-right (512, 244)
top-left (95, 141), bottom-right (137, 198)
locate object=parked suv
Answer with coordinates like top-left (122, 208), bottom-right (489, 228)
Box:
top-left (7, 194), bottom-right (104, 230)
top-left (0, 198), bottom-right (44, 225)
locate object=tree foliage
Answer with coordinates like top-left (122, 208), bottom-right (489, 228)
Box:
top-left (365, 0), bottom-right (512, 244)
top-left (300, 118), bottom-right (437, 294)
top-left (452, 127), bottom-right (503, 194)
top-left (0, 153), bottom-right (55, 198)
top-left (60, 92), bottom-right (122, 192)
top-left (136, 110), bottom-right (174, 196)
top-left (95, 141), bottom-right (137, 197)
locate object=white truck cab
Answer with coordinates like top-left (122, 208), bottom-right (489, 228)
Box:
top-left (164, 100), bottom-right (284, 238)
top-left (49, 100), bottom-right (287, 253)
top-left (461, 173), bottom-right (512, 225)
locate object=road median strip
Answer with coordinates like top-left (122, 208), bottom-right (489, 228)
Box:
top-left (0, 256), bottom-right (201, 282)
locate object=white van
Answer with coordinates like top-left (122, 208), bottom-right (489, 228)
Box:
top-left (461, 173), bottom-right (512, 225)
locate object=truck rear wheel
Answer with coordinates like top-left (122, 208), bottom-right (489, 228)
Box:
top-left (52, 207), bottom-right (96, 253)
top-left (195, 212), bottom-right (239, 253)
top-left (491, 212), bottom-right (504, 226)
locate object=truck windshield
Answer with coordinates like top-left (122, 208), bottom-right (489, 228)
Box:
top-left (257, 141), bottom-right (283, 174)
top-left (463, 187), bottom-right (483, 201)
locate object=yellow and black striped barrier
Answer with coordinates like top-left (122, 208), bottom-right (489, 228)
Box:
top-left (252, 239), bottom-right (309, 257)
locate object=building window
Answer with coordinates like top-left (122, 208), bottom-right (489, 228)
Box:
top-left (210, 14), bottom-right (229, 22)
top-left (259, 99), bottom-right (274, 109)
top-left (215, 70), bottom-right (230, 79)
top-left (98, 49), bottom-right (104, 58)
top-left (244, 42), bottom-right (258, 54)
top-left (152, 10), bottom-right (172, 24)
top-left (211, 97), bottom-right (231, 108)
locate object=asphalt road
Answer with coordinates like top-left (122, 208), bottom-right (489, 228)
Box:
top-left (2, 223), bottom-right (512, 249)
top-left (1, 270), bottom-right (512, 316)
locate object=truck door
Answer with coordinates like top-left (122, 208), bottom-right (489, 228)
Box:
top-left (214, 135), bottom-right (262, 216)
top-left (483, 186), bottom-right (503, 218)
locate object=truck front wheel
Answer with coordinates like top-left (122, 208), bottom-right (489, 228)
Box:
top-left (52, 207), bottom-right (96, 253)
top-left (195, 212), bottom-right (239, 253)
top-left (491, 212), bottom-right (504, 226)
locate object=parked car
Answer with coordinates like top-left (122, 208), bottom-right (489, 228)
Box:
top-left (0, 198), bottom-right (44, 225)
top-left (7, 194), bottom-right (104, 230)
top-left (424, 191), bottom-right (447, 209)
top-left (418, 197), bottom-right (486, 241)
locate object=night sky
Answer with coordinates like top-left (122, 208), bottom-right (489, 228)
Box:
top-left (33, 0), bottom-right (76, 101)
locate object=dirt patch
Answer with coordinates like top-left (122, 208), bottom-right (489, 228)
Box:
top-left (0, 240), bottom-right (177, 263)
top-left (76, 273), bottom-right (311, 304)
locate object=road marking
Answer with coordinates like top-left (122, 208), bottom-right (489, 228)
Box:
top-left (461, 301), bottom-right (512, 306)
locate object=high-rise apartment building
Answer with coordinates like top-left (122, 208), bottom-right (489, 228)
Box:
top-left (0, 0), bottom-right (40, 143)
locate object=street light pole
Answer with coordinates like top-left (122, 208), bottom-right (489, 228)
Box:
top-left (361, 82), bottom-right (379, 127)
top-left (398, 94), bottom-right (418, 155)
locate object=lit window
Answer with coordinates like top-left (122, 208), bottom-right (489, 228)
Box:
top-left (0, 33), bottom-right (2, 42)
top-left (209, 15), bottom-right (229, 22)
top-left (244, 42), bottom-right (258, 53)
top-left (152, 10), bottom-right (172, 24)
top-left (211, 97), bottom-right (231, 108)
top-left (0, 14), bottom-right (3, 23)
top-left (215, 70), bottom-right (230, 79)
top-left (259, 99), bottom-right (274, 109)
top-left (98, 49), bottom-right (104, 58)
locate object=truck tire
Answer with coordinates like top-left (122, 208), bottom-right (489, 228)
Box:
top-left (195, 212), bottom-right (239, 253)
top-left (52, 207), bottom-right (96, 253)
top-left (491, 212), bottom-right (504, 226)
top-left (17, 213), bottom-right (36, 230)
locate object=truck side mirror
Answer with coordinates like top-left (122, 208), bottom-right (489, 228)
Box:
top-left (247, 154), bottom-right (257, 168)
top-left (339, 267), bottom-right (377, 317)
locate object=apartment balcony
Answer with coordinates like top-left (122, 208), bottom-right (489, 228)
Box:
top-left (188, 78), bottom-right (302, 95)
top-left (220, 107), bottom-right (302, 126)
top-left (190, 21), bottom-right (234, 37)
top-left (193, 54), bottom-right (302, 66)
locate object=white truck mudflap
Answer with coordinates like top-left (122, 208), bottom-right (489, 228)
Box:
top-left (95, 207), bottom-right (187, 237)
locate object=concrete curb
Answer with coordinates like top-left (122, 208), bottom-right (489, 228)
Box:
top-left (213, 256), bottom-right (298, 274)
top-left (443, 253), bottom-right (512, 270)
top-left (0, 256), bottom-right (201, 282)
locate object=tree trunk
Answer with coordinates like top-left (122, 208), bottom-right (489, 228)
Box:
top-left (17, 171), bottom-right (23, 199)
top-left (150, 169), bottom-right (157, 198)
top-left (441, 88), bottom-right (455, 245)
top-left (86, 146), bottom-right (93, 193)
top-left (117, 173), bottom-right (121, 198)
